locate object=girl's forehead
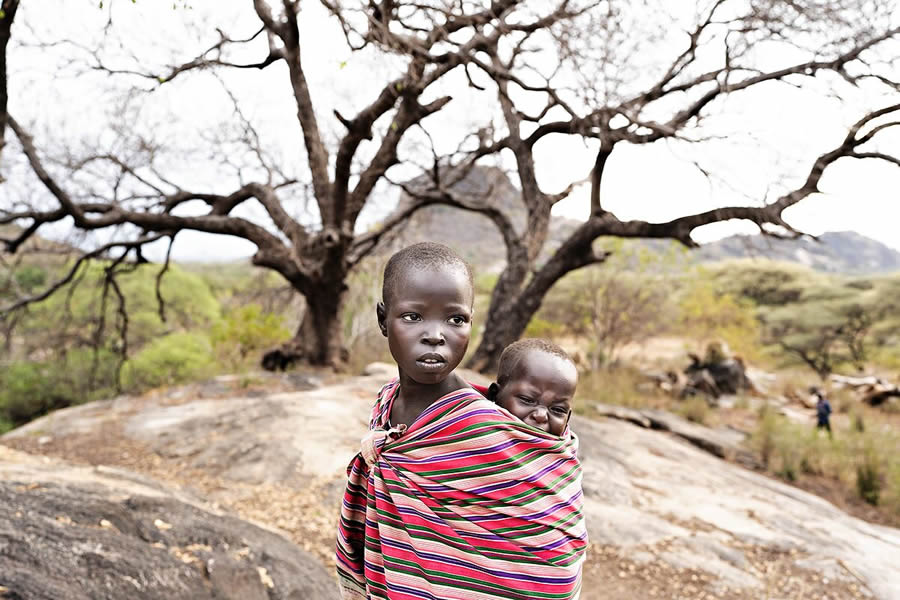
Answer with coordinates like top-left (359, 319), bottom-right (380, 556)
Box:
top-left (393, 265), bottom-right (474, 302)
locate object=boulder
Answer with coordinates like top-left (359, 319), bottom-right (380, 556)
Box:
top-left (0, 446), bottom-right (338, 600)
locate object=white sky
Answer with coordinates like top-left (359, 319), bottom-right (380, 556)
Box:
top-left (4, 0), bottom-right (899, 261)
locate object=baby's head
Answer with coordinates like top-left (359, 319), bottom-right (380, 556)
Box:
top-left (489, 339), bottom-right (577, 436)
top-left (377, 242), bottom-right (474, 385)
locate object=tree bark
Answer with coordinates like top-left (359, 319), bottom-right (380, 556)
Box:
top-left (0, 0), bottom-right (21, 163)
top-left (262, 274), bottom-right (348, 370)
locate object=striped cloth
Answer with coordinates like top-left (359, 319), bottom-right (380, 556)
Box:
top-left (336, 379), bottom-right (587, 600)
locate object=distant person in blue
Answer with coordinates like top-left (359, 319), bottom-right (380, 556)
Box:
top-left (812, 387), bottom-right (832, 438)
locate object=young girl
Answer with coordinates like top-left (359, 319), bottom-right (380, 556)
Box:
top-left (336, 243), bottom-right (586, 600)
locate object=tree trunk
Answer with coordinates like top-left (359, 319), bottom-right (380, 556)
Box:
top-left (261, 277), bottom-right (348, 371)
top-left (466, 293), bottom-right (538, 373)
top-left (466, 221), bottom-right (603, 373)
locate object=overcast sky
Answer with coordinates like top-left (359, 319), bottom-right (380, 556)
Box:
top-left (5, 0), bottom-right (900, 261)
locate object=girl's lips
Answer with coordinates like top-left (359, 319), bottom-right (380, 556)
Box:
top-left (415, 357), bottom-right (447, 371)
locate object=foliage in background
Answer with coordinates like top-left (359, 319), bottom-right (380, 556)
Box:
top-left (676, 272), bottom-right (761, 361)
top-left (122, 332), bottom-right (216, 391)
top-left (751, 406), bottom-right (900, 522)
top-left (0, 261), bottom-right (288, 427)
top-left (529, 240), bottom-right (682, 367)
top-left (211, 304), bottom-right (291, 371)
top-left (0, 348), bottom-right (119, 432)
top-left (12, 262), bottom-right (219, 358)
top-left (709, 262), bottom-right (900, 377)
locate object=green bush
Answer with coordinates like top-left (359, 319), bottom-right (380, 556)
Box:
top-left (14, 265), bottom-right (47, 292)
top-left (19, 262), bottom-right (220, 354)
top-left (0, 349), bottom-right (121, 427)
top-left (122, 332), bottom-right (215, 390)
top-left (524, 317), bottom-right (565, 339)
top-left (0, 362), bottom-right (60, 425)
top-left (211, 304), bottom-right (291, 370)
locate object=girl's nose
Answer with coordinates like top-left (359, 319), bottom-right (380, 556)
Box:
top-left (421, 324), bottom-right (445, 345)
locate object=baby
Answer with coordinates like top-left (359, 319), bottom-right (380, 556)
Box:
top-left (487, 338), bottom-right (577, 436)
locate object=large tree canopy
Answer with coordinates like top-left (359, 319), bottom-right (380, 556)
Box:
top-left (1, 0), bottom-right (899, 372)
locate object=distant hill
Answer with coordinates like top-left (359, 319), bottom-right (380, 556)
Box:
top-left (385, 167), bottom-right (900, 274)
top-left (385, 166), bottom-right (578, 269)
top-left (695, 231), bottom-right (900, 274)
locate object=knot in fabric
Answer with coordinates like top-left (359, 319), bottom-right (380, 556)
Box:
top-left (360, 424), bottom-right (407, 468)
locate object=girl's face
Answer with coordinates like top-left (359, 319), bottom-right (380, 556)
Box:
top-left (495, 350), bottom-right (576, 436)
top-left (377, 265), bottom-right (473, 386)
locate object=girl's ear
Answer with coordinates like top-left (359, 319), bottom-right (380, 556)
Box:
top-left (376, 302), bottom-right (388, 337)
top-left (487, 382), bottom-right (500, 402)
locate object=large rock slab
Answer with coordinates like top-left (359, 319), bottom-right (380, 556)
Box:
top-left (575, 415), bottom-right (900, 599)
top-left (0, 446), bottom-right (338, 600)
top-left (5, 375), bottom-right (899, 598)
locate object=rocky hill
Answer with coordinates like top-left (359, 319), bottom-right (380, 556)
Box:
top-left (695, 231), bottom-right (900, 274)
top-left (3, 368), bottom-right (898, 599)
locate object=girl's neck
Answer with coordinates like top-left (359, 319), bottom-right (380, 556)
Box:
top-left (398, 371), bottom-right (466, 405)
top-left (392, 372), bottom-right (467, 425)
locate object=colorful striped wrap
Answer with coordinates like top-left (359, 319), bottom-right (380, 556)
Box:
top-left (336, 379), bottom-right (587, 600)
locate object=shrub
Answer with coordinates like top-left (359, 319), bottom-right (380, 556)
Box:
top-left (211, 304), bottom-right (291, 370)
top-left (856, 448), bottom-right (883, 506)
top-left (752, 406), bottom-right (779, 469)
top-left (122, 332), bottom-right (215, 391)
top-left (0, 361), bottom-right (61, 425)
top-left (0, 350), bottom-right (120, 427)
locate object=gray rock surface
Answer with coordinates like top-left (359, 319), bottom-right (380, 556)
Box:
top-left (594, 403), bottom-right (757, 466)
top-left (5, 374), bottom-right (900, 599)
top-left (576, 416), bottom-right (900, 599)
top-left (0, 446), bottom-right (338, 600)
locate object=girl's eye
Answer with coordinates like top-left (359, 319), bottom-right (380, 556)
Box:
top-left (551, 406), bottom-right (570, 416)
top-left (517, 396), bottom-right (536, 405)
top-left (401, 313), bottom-right (421, 322)
top-left (448, 315), bottom-right (468, 326)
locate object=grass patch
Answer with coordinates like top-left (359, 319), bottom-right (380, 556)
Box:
top-left (678, 396), bottom-right (710, 425)
top-left (576, 366), bottom-right (669, 410)
top-left (749, 405), bottom-right (900, 520)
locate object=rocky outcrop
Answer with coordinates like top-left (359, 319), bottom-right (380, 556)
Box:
top-left (0, 446), bottom-right (338, 600)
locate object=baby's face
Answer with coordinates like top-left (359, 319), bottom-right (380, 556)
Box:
top-left (495, 350), bottom-right (577, 436)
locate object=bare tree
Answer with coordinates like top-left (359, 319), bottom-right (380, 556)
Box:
top-left (0, 1), bottom-right (591, 368)
top-left (3, 1), bottom-right (899, 374)
top-left (380, 0), bottom-right (900, 371)
top-left (0, 0), bottom-right (19, 166)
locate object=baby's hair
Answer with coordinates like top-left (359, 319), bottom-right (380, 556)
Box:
top-left (497, 338), bottom-right (575, 386)
top-left (382, 242), bottom-right (473, 307)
